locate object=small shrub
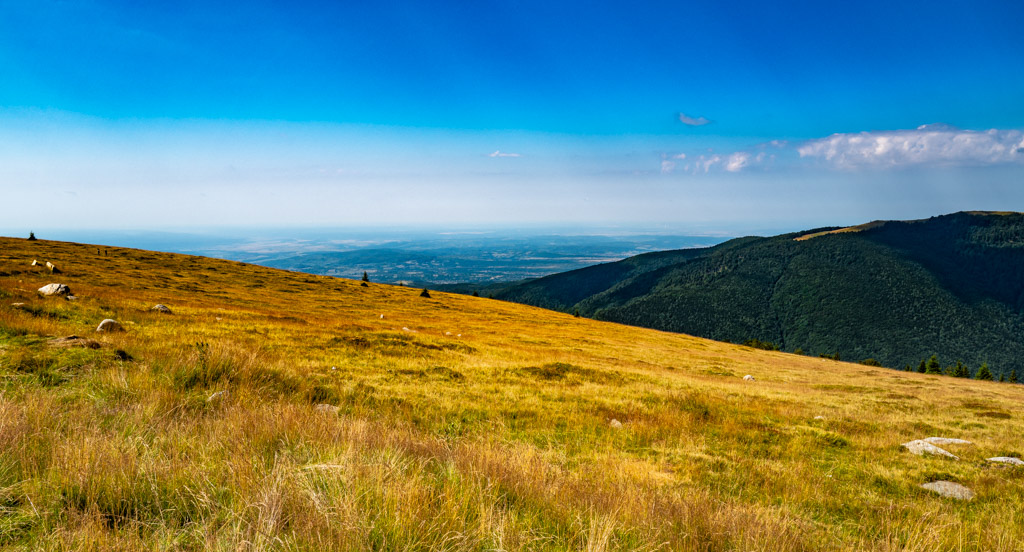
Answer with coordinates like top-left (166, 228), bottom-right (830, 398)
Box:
top-left (743, 338), bottom-right (779, 351)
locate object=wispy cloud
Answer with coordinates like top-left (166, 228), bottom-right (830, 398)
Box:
top-left (678, 113), bottom-right (711, 126)
top-left (662, 151), bottom-right (769, 174)
top-left (797, 124), bottom-right (1024, 169)
top-left (487, 150), bottom-right (521, 158)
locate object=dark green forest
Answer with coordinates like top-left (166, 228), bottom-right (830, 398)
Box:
top-left (495, 212), bottom-right (1024, 379)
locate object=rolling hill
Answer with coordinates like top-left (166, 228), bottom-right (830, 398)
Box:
top-left (495, 212), bottom-right (1024, 378)
top-left (1, 236), bottom-right (1023, 550)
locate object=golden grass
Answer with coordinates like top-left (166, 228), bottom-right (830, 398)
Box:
top-left (793, 221), bottom-right (891, 241)
top-left (1, 237), bottom-right (1023, 550)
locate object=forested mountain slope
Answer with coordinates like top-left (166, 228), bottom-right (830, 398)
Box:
top-left (497, 212), bottom-right (1024, 377)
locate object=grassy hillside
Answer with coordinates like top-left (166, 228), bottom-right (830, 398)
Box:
top-left (496, 212), bottom-right (1024, 378)
top-left (1, 236), bottom-right (1023, 550)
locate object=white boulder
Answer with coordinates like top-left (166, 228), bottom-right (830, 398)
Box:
top-left (96, 319), bottom-right (124, 332)
top-left (38, 283), bottom-right (71, 296)
top-left (988, 456), bottom-right (1024, 466)
top-left (902, 440), bottom-right (958, 459)
top-left (920, 480), bottom-right (974, 500)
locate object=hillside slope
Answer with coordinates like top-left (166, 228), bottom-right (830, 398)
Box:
top-left (1, 237), bottom-right (1023, 550)
top-left (496, 212), bottom-right (1024, 377)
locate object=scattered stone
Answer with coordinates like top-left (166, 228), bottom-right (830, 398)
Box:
top-left (920, 480), bottom-right (974, 500)
top-left (113, 349), bottom-right (133, 361)
top-left (30, 259), bottom-right (39, 267)
top-left (924, 437), bottom-right (972, 446)
top-left (445, 331), bottom-right (452, 336)
top-left (151, 304), bottom-right (173, 314)
top-left (11, 302), bottom-right (25, 307)
top-left (314, 403), bottom-right (340, 414)
top-left (38, 283), bottom-right (71, 296)
top-left (814, 415), bottom-right (826, 420)
top-left (49, 335), bottom-right (101, 349)
top-left (207, 390), bottom-right (229, 403)
top-left (96, 319), bottom-right (124, 332)
top-left (902, 439), bottom-right (959, 459)
top-left (66, 295), bottom-right (77, 301)
top-left (743, 374), bottom-right (755, 381)
top-left (988, 456), bottom-right (1024, 466)
top-left (45, 261), bottom-right (60, 274)
top-left (609, 419), bottom-right (623, 429)
top-left (379, 314), bottom-right (384, 319)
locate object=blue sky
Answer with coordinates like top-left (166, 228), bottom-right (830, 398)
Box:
top-left (1, 0), bottom-right (1023, 234)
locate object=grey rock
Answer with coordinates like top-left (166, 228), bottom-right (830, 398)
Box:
top-left (902, 439), bottom-right (959, 459)
top-left (96, 319), bottom-right (124, 332)
top-left (314, 403), bottom-right (340, 414)
top-left (924, 437), bottom-right (972, 446)
top-left (609, 419), bottom-right (623, 429)
top-left (743, 374), bottom-right (755, 381)
top-left (921, 480), bottom-right (974, 500)
top-left (152, 304), bottom-right (173, 314)
top-left (38, 283), bottom-right (71, 296)
top-left (207, 390), bottom-right (229, 402)
top-left (988, 456), bottom-right (1024, 466)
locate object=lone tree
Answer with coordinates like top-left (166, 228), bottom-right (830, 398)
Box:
top-left (917, 360), bottom-right (927, 373)
top-left (362, 271), bottom-right (369, 282)
top-left (975, 362), bottom-right (994, 381)
top-left (1009, 369), bottom-right (1018, 384)
top-left (419, 288), bottom-right (431, 298)
top-left (472, 291), bottom-right (479, 297)
top-left (925, 355), bottom-right (942, 375)
top-left (27, 231), bottom-right (36, 241)
top-left (951, 360), bottom-right (970, 378)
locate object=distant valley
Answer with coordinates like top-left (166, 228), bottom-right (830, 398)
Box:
top-left (24, 229), bottom-right (727, 286)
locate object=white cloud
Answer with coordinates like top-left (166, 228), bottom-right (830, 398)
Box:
top-left (487, 150), bottom-right (521, 158)
top-left (797, 124), bottom-right (1024, 169)
top-left (724, 152), bottom-right (750, 172)
top-left (678, 113), bottom-right (711, 126)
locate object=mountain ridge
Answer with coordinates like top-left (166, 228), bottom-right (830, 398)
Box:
top-left (496, 211), bottom-right (1024, 376)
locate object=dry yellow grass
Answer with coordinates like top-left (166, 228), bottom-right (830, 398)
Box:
top-left (1, 236), bottom-right (1022, 550)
